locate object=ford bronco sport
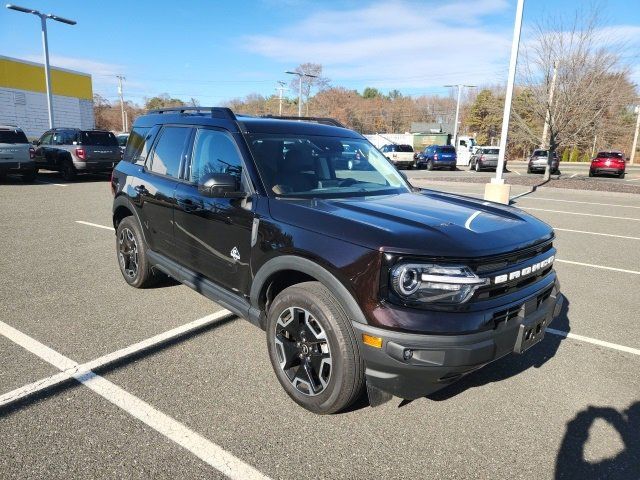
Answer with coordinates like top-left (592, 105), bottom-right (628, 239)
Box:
top-left (111, 107), bottom-right (562, 414)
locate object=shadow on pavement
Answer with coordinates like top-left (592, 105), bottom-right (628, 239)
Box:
top-left (555, 402), bottom-right (640, 479)
top-left (427, 294), bottom-right (570, 402)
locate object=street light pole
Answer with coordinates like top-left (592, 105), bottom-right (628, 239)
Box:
top-left (116, 75), bottom-right (126, 132)
top-left (6, 4), bottom-right (76, 129)
top-left (285, 70), bottom-right (318, 117)
top-left (484, 0), bottom-right (525, 204)
top-left (276, 81), bottom-right (288, 116)
top-left (444, 84), bottom-right (476, 147)
top-left (631, 105), bottom-right (640, 165)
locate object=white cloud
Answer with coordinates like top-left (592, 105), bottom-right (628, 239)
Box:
top-left (244, 0), bottom-right (513, 90)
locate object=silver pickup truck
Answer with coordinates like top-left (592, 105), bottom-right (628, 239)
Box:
top-left (0, 125), bottom-right (37, 182)
top-left (33, 128), bottom-right (121, 181)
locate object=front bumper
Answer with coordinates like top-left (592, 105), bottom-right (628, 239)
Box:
top-left (353, 279), bottom-right (562, 399)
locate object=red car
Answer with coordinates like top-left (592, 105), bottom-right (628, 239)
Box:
top-left (589, 151), bottom-right (626, 178)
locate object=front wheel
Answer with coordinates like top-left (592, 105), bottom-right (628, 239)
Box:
top-left (475, 161), bottom-right (481, 172)
top-left (266, 282), bottom-right (365, 414)
top-left (426, 160), bottom-right (433, 171)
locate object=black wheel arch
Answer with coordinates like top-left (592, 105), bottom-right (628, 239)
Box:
top-left (112, 195), bottom-right (148, 243)
top-left (249, 255), bottom-right (368, 330)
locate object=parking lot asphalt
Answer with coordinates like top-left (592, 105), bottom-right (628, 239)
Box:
top-left (1, 172), bottom-right (639, 479)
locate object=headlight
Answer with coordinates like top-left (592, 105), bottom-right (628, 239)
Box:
top-left (390, 263), bottom-right (488, 304)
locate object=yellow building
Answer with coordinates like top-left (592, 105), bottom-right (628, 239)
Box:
top-left (0, 55), bottom-right (94, 137)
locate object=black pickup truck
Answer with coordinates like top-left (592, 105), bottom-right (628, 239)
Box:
top-left (111, 107), bottom-right (562, 414)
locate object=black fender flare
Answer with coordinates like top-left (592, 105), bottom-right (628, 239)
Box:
top-left (112, 195), bottom-right (148, 243)
top-left (250, 255), bottom-right (368, 326)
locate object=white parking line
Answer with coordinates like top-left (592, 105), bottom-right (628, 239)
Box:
top-left (76, 220), bottom-right (114, 231)
top-left (521, 207), bottom-right (640, 222)
top-left (0, 316), bottom-right (268, 480)
top-left (547, 329), bottom-right (640, 356)
top-left (511, 170), bottom-right (521, 176)
top-left (553, 228), bottom-right (640, 240)
top-left (517, 197), bottom-right (640, 210)
top-left (0, 310), bottom-right (233, 407)
top-left (35, 180), bottom-right (68, 187)
top-left (570, 173), bottom-right (578, 178)
top-left (555, 259), bottom-right (640, 275)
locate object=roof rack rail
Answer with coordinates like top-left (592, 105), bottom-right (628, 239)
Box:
top-left (260, 115), bottom-right (345, 128)
top-left (148, 106), bottom-right (237, 121)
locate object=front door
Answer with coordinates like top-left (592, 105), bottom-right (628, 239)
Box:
top-left (174, 127), bottom-right (254, 295)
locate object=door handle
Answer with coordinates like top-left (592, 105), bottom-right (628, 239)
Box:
top-left (134, 185), bottom-right (148, 195)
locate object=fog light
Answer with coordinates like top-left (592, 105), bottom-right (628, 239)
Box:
top-left (362, 334), bottom-right (383, 348)
top-left (403, 349), bottom-right (413, 361)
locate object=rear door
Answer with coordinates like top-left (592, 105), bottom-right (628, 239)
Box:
top-left (174, 127), bottom-right (254, 293)
top-left (134, 125), bottom-right (192, 258)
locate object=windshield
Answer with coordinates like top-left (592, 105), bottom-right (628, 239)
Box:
top-left (247, 133), bottom-right (411, 198)
top-left (0, 129), bottom-right (29, 144)
top-left (81, 131), bottom-right (118, 146)
top-left (117, 135), bottom-right (129, 147)
top-left (534, 150), bottom-right (548, 157)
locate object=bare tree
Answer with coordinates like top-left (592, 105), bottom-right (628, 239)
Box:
top-left (516, 9), bottom-right (636, 179)
top-left (288, 63), bottom-right (330, 115)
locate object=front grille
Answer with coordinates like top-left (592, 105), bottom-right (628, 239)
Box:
top-left (472, 239), bottom-right (553, 274)
top-left (491, 303), bottom-right (523, 328)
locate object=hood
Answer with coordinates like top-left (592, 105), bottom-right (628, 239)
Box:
top-left (269, 190), bottom-right (553, 258)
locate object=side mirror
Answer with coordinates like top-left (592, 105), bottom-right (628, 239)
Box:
top-left (198, 173), bottom-right (246, 198)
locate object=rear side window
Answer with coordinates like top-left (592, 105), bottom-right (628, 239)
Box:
top-left (123, 128), bottom-right (150, 163)
top-left (81, 131), bottom-right (118, 146)
top-left (188, 128), bottom-right (242, 184)
top-left (0, 129), bottom-right (29, 144)
top-left (149, 126), bottom-right (191, 178)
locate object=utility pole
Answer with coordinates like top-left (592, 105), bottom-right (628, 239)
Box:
top-left (285, 70), bottom-right (318, 117)
top-left (116, 75), bottom-right (127, 132)
top-left (7, 4), bottom-right (76, 129)
top-left (485, 0), bottom-right (525, 204)
top-left (631, 105), bottom-right (640, 165)
top-left (444, 84), bottom-right (476, 148)
top-left (276, 81), bottom-right (288, 116)
top-left (541, 61), bottom-right (558, 149)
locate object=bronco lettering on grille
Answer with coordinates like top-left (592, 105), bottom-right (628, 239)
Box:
top-left (493, 255), bottom-right (554, 284)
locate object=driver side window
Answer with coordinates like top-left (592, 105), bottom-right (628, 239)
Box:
top-left (189, 128), bottom-right (243, 185)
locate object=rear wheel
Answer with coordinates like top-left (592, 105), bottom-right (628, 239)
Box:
top-left (116, 216), bottom-right (157, 288)
top-left (475, 161), bottom-right (481, 172)
top-left (21, 168), bottom-right (37, 182)
top-left (426, 160), bottom-right (433, 171)
top-left (266, 281), bottom-right (365, 414)
top-left (589, 170), bottom-right (594, 177)
top-left (60, 159), bottom-right (76, 181)
top-left (619, 171), bottom-right (626, 179)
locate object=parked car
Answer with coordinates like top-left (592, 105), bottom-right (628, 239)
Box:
top-left (116, 133), bottom-right (129, 153)
top-left (0, 125), bottom-right (37, 182)
top-left (380, 144), bottom-right (415, 169)
top-left (34, 128), bottom-right (121, 180)
top-left (527, 149), bottom-right (559, 174)
top-left (589, 151), bottom-right (626, 178)
top-left (112, 107), bottom-right (561, 414)
top-left (469, 147), bottom-right (501, 172)
top-left (338, 143), bottom-right (370, 170)
top-left (417, 145), bottom-right (457, 170)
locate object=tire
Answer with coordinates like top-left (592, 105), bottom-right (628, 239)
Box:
top-left (527, 167), bottom-right (532, 174)
top-left (475, 161), bottom-right (481, 172)
top-left (60, 159), bottom-right (76, 181)
top-left (619, 171), bottom-right (625, 179)
top-left (450, 166), bottom-right (456, 171)
top-left (115, 216), bottom-right (157, 288)
top-left (266, 281), bottom-right (365, 414)
top-left (469, 160), bottom-right (474, 171)
top-left (21, 168), bottom-right (38, 182)
top-left (426, 160), bottom-right (433, 171)
top-left (589, 170), bottom-right (594, 177)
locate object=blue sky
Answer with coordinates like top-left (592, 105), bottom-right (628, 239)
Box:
top-left (1, 0), bottom-right (638, 106)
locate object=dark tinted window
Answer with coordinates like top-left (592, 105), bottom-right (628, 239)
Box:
top-left (533, 150), bottom-right (548, 157)
top-left (40, 132), bottom-right (53, 145)
top-left (0, 129), bottom-right (29, 144)
top-left (123, 127), bottom-right (150, 163)
top-left (189, 129), bottom-right (242, 184)
top-left (52, 130), bottom-right (76, 145)
top-left (117, 135), bottom-right (128, 147)
top-left (80, 131), bottom-right (118, 146)
top-left (397, 144), bottom-right (413, 152)
top-left (482, 148), bottom-right (499, 154)
top-left (149, 126), bottom-right (191, 177)
top-left (440, 146), bottom-right (456, 153)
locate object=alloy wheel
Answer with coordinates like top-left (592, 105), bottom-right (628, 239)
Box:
top-left (118, 227), bottom-right (139, 279)
top-left (274, 306), bottom-right (332, 396)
